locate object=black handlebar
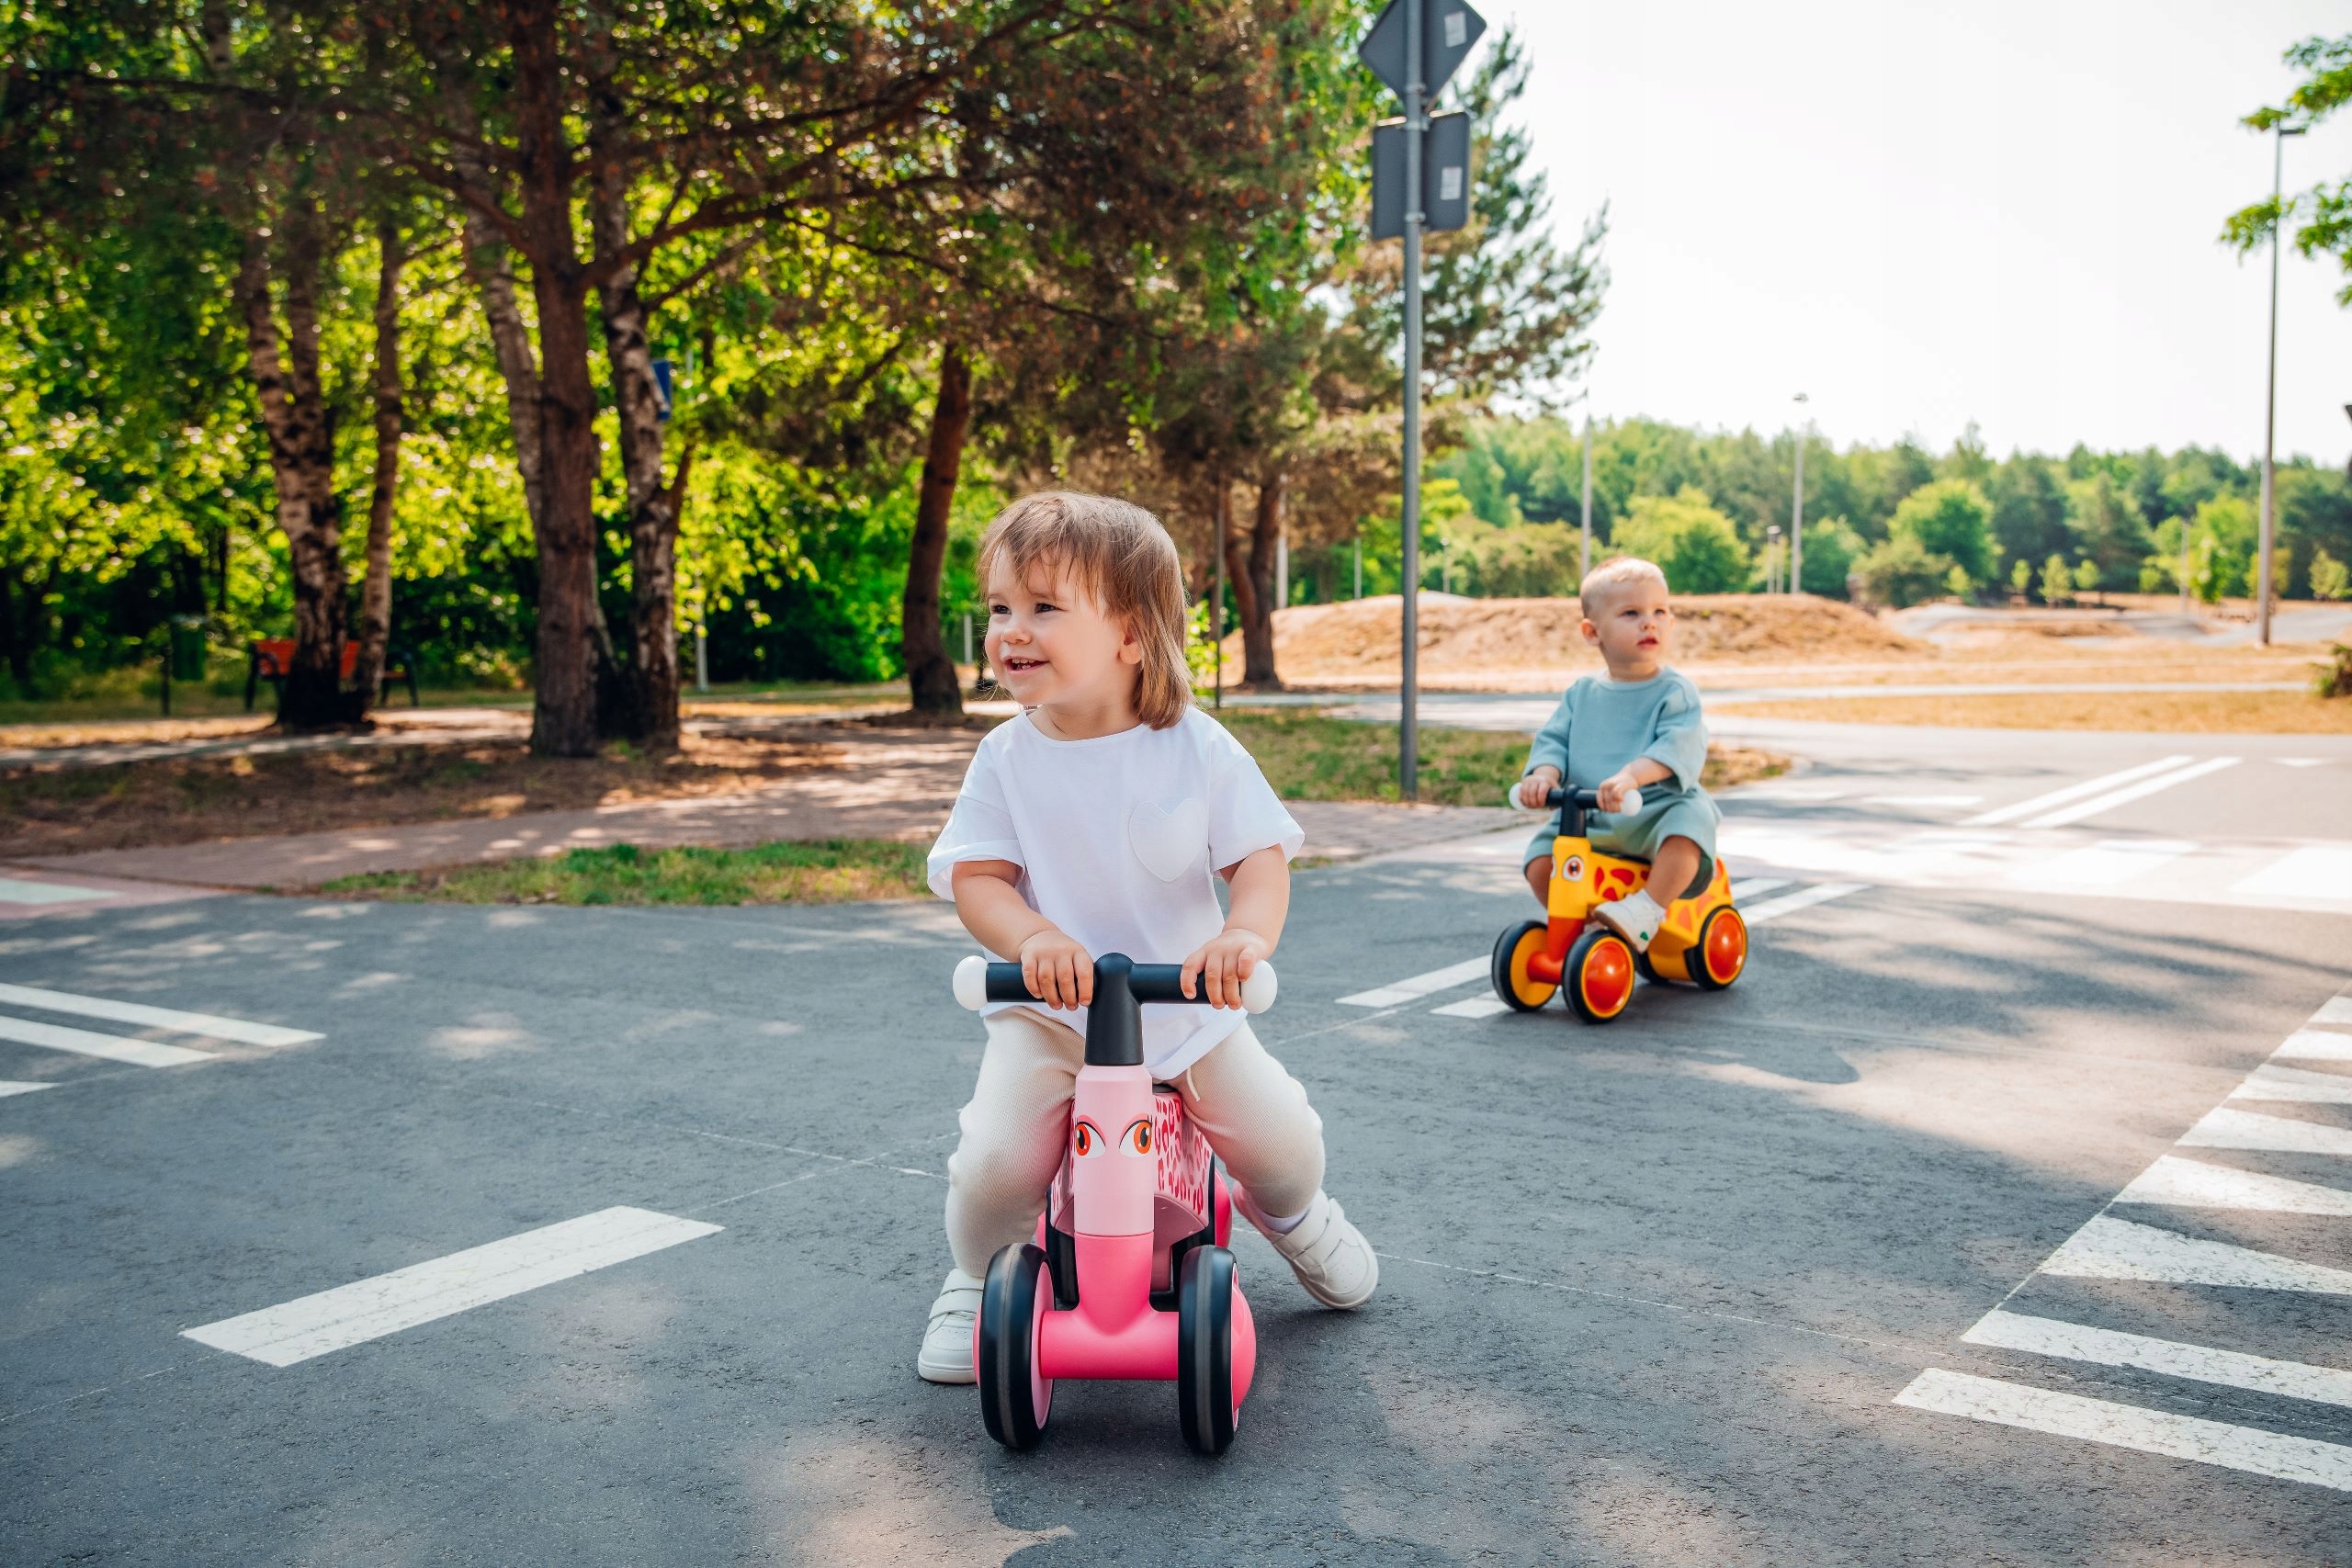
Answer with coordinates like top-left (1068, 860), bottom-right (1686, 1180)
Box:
top-left (967, 952), bottom-right (1273, 1068)
top-left (1535, 785), bottom-right (1610, 836)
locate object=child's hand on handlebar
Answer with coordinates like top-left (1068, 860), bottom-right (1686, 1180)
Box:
top-left (1017, 929), bottom-right (1093, 1010)
top-left (1181, 927), bottom-right (1272, 1010)
top-left (1594, 769), bottom-right (1644, 814)
top-left (1516, 767), bottom-right (1562, 809)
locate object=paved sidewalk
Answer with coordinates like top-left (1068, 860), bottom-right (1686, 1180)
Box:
top-left (6, 724), bottom-right (1514, 891)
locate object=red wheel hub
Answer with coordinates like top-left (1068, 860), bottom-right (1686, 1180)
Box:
top-left (1580, 938), bottom-right (1634, 1015)
top-left (1705, 912), bottom-right (1747, 984)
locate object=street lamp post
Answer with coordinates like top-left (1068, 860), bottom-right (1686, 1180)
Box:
top-left (1791, 391), bottom-right (1809, 596)
top-left (1766, 525), bottom-right (1781, 595)
top-left (2257, 124), bottom-right (2305, 647)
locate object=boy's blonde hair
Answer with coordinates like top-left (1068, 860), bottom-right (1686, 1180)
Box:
top-left (1579, 556), bottom-right (1670, 615)
top-left (978, 491), bottom-right (1193, 729)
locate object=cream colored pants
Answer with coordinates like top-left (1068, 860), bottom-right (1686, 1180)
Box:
top-left (944, 1007), bottom-right (1326, 1277)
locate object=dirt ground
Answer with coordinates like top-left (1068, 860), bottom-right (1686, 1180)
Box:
top-left (0, 729), bottom-right (850, 859)
top-left (1216, 593), bottom-right (2334, 693)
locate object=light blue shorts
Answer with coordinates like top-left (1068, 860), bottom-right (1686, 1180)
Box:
top-left (1522, 789), bottom-right (1721, 901)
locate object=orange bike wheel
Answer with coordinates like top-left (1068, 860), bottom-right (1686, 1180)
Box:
top-left (1566, 927), bottom-right (1635, 1023)
top-left (1491, 919), bottom-right (1557, 1011)
top-left (1690, 906), bottom-right (1747, 991)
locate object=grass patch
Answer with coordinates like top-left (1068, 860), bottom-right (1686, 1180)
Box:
top-left (1726, 689), bottom-right (2352, 734)
top-left (1217, 711), bottom-right (1784, 806)
top-left (315, 839), bottom-right (930, 906)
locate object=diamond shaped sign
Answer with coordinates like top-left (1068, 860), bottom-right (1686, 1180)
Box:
top-left (1359, 0), bottom-right (1487, 104)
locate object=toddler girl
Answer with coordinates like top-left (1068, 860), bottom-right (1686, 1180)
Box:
top-left (918, 491), bottom-right (1377, 1383)
top-left (1515, 556), bottom-right (1723, 950)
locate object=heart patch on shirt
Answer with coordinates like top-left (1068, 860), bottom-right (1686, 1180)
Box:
top-left (1128, 797), bottom-right (1208, 883)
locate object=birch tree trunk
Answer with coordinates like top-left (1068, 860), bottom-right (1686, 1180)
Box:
top-left (902, 346), bottom-right (971, 718)
top-left (352, 217), bottom-right (403, 714)
top-left (234, 199), bottom-right (351, 730)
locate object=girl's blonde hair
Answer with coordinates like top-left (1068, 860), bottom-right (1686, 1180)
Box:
top-left (978, 491), bottom-right (1193, 729)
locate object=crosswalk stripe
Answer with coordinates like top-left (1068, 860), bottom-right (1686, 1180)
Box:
top-left (0, 1080), bottom-right (55, 1099)
top-left (2041, 1214), bottom-right (2352, 1294)
top-left (0, 878), bottom-right (111, 906)
top-left (1863, 794), bottom-right (1983, 807)
top-left (1895, 1368), bottom-right (2352, 1492)
top-left (1339, 957), bottom-right (1490, 1008)
top-left (2312, 998), bottom-right (2352, 1027)
top-left (1727, 877), bottom-right (1790, 900)
top-left (1430, 995), bottom-right (1512, 1019)
top-left (2232, 1064), bottom-right (2352, 1105)
top-left (2275, 1029), bottom-right (2352, 1062)
top-left (1738, 883), bottom-right (1863, 925)
top-left (2180, 1106), bottom-right (2352, 1157)
top-left (2231, 847), bottom-right (2352, 904)
top-left (2116, 1156), bottom-right (2352, 1215)
top-left (1964, 1308), bottom-right (2352, 1410)
top-left (0, 1015), bottom-right (214, 1068)
top-left (2018, 756), bottom-right (2241, 830)
top-left (182, 1206), bottom-right (722, 1367)
top-left (1962, 756), bottom-right (2193, 827)
top-left (0, 983), bottom-right (321, 1048)
top-left (2010, 839), bottom-right (2196, 890)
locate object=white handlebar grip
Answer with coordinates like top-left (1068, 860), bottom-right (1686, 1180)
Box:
top-left (1618, 787), bottom-right (1643, 816)
top-left (952, 954), bottom-right (989, 1011)
top-left (1239, 963), bottom-right (1279, 1014)
top-left (1507, 785), bottom-right (1535, 811)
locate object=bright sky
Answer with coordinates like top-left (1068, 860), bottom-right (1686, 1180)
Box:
top-left (1491, 0), bottom-right (2352, 468)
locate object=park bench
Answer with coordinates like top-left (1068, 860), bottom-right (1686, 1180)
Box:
top-left (244, 638), bottom-right (420, 711)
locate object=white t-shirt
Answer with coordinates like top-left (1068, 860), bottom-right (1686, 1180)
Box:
top-left (926, 706), bottom-right (1304, 1077)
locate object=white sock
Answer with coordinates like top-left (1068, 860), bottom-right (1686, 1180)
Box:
top-left (1257, 1204), bottom-right (1309, 1235)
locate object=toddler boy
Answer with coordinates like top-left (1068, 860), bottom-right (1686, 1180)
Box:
top-left (1513, 558), bottom-right (1722, 950)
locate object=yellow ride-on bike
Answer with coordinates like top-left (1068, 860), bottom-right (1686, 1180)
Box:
top-left (1492, 785), bottom-right (1747, 1024)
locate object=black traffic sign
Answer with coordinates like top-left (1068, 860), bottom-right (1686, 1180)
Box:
top-left (1358, 0), bottom-right (1487, 103)
top-left (1371, 110), bottom-right (1473, 239)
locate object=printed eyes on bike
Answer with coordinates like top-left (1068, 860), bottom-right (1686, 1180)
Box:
top-left (1120, 1119), bottom-right (1153, 1157)
top-left (1072, 1120), bottom-right (1107, 1158)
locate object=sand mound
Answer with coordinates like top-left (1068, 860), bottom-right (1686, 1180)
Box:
top-left (1227, 593), bottom-right (1926, 681)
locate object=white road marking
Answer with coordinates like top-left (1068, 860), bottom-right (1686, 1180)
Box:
top-left (0, 1015), bottom-right (214, 1068)
top-left (1733, 784), bottom-right (1850, 801)
top-left (2116, 1155), bottom-right (2352, 1216)
top-left (1339, 956), bottom-right (1490, 1007)
top-left (2278, 758), bottom-right (2329, 767)
top-left (2276, 1028), bottom-right (2352, 1062)
top-left (0, 878), bottom-right (112, 906)
top-left (2041, 1214), bottom-right (2352, 1295)
top-left (2008, 839), bottom-right (2196, 891)
top-left (2233, 1063), bottom-right (2352, 1105)
top-left (2018, 757), bottom-right (2241, 830)
top-left (0, 1080), bottom-right (54, 1099)
top-left (1964, 1308), bottom-right (2352, 1410)
top-left (1738, 883), bottom-right (1864, 925)
top-left (1863, 794), bottom-right (1984, 807)
top-left (1894, 1368), bottom-right (2352, 1492)
top-left (1727, 877), bottom-right (1791, 900)
top-left (1962, 756), bottom-right (2193, 827)
top-left (0, 983), bottom-right (321, 1048)
top-left (183, 1206), bottom-right (721, 1367)
top-left (2311, 998), bottom-right (2352, 1027)
top-left (1431, 995), bottom-right (1512, 1019)
top-left (2179, 1105), bottom-right (2352, 1157)
top-left (2231, 847), bottom-right (2352, 906)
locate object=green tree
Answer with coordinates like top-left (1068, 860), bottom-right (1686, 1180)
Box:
top-left (1854, 534), bottom-right (1950, 609)
top-left (2073, 558), bottom-right (2102, 604)
top-left (1609, 489), bottom-right (1749, 594)
top-left (2010, 556), bottom-right (2033, 597)
top-left (2308, 546), bottom-right (2349, 601)
top-left (1798, 517), bottom-right (1865, 598)
top-left (2223, 33), bottom-right (2352, 303)
top-left (2065, 472), bottom-right (2152, 581)
top-left (2041, 553), bottom-right (2073, 607)
top-left (1887, 479), bottom-right (1994, 587)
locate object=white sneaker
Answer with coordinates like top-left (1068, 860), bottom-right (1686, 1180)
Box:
top-left (1592, 888), bottom-right (1666, 953)
top-left (917, 1269), bottom-right (983, 1384)
top-left (1236, 1189), bottom-right (1378, 1309)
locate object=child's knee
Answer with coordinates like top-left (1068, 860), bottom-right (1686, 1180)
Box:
top-left (1523, 857), bottom-right (1551, 901)
top-left (945, 1103), bottom-right (1060, 1206)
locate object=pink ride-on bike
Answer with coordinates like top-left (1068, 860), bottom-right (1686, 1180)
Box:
top-left (951, 951), bottom-right (1279, 1455)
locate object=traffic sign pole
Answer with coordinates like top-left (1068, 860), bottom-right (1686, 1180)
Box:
top-left (1398, 0), bottom-right (1423, 801)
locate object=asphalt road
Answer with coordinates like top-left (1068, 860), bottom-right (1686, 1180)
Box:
top-left (2, 724), bottom-right (2348, 1564)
